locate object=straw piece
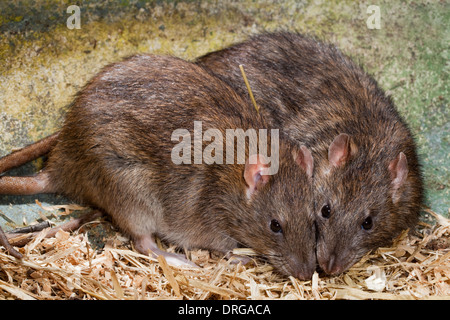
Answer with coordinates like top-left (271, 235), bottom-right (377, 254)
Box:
top-left (109, 268), bottom-right (125, 300)
top-left (157, 255), bottom-right (181, 298)
top-left (233, 248), bottom-right (258, 256)
top-left (311, 271), bottom-right (321, 299)
top-left (289, 276), bottom-right (305, 299)
top-left (239, 64), bottom-right (260, 114)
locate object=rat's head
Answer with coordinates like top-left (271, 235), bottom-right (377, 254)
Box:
top-left (314, 133), bottom-right (423, 276)
top-left (230, 145), bottom-right (316, 280)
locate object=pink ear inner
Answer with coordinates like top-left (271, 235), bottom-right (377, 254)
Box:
top-left (295, 145), bottom-right (314, 178)
top-left (328, 133), bottom-right (351, 167)
top-left (244, 154), bottom-right (270, 198)
top-left (389, 152), bottom-right (409, 203)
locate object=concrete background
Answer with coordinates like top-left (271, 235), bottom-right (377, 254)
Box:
top-left (0, 0), bottom-right (448, 233)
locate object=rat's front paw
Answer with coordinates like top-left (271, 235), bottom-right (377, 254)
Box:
top-left (134, 235), bottom-right (198, 268)
top-left (161, 251), bottom-right (199, 269)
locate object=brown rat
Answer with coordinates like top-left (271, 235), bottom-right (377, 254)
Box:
top-left (195, 32), bottom-right (424, 275)
top-left (0, 54), bottom-right (317, 279)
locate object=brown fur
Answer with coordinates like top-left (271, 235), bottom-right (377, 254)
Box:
top-left (196, 32), bottom-right (424, 275)
top-left (1, 54), bottom-right (317, 279)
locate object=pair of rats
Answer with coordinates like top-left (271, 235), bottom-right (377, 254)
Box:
top-left (0, 32), bottom-right (423, 279)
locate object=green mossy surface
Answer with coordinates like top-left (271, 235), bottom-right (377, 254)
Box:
top-left (0, 0), bottom-right (448, 230)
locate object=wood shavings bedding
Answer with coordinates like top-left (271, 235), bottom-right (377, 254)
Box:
top-left (0, 210), bottom-right (448, 300)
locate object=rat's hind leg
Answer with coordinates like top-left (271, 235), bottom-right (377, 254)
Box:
top-left (134, 235), bottom-right (198, 268)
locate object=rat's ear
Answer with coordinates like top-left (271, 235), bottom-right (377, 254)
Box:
top-left (389, 152), bottom-right (409, 204)
top-left (293, 145), bottom-right (314, 178)
top-left (244, 154), bottom-right (270, 199)
top-left (328, 133), bottom-right (353, 167)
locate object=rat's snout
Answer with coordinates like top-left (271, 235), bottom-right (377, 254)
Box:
top-left (318, 249), bottom-right (355, 276)
top-left (317, 240), bottom-right (347, 276)
top-left (318, 254), bottom-right (343, 276)
top-left (287, 254), bottom-right (316, 280)
top-left (294, 267), bottom-right (315, 281)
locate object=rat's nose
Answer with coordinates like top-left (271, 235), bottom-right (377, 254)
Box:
top-left (288, 255), bottom-right (315, 280)
top-left (318, 254), bottom-right (343, 275)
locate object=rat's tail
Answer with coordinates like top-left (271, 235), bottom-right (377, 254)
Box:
top-left (0, 132), bottom-right (60, 174)
top-left (0, 171), bottom-right (56, 195)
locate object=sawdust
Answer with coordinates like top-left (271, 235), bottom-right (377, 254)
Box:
top-left (0, 208), bottom-right (448, 300)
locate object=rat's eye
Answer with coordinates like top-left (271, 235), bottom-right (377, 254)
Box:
top-left (321, 204), bottom-right (331, 219)
top-left (270, 219), bottom-right (282, 233)
top-left (361, 217), bottom-right (373, 230)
